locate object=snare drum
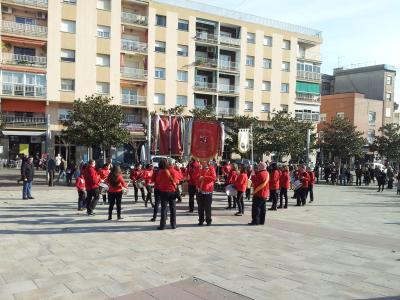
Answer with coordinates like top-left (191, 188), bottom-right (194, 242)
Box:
top-left (135, 179), bottom-right (145, 189)
top-left (292, 180), bottom-right (302, 190)
top-left (99, 182), bottom-right (109, 195)
top-left (225, 184), bottom-right (237, 197)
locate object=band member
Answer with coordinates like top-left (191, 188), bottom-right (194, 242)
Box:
top-left (75, 170), bottom-right (86, 211)
top-left (306, 167), bottom-right (315, 203)
top-left (268, 163), bottom-right (280, 211)
top-left (245, 165), bottom-right (252, 201)
top-left (130, 163), bottom-right (145, 203)
top-left (156, 158), bottom-right (182, 230)
top-left (279, 165), bottom-right (290, 209)
top-left (186, 159), bottom-right (200, 212)
top-left (296, 166), bottom-right (310, 206)
top-left (249, 162), bottom-right (270, 225)
top-left (225, 164), bottom-right (238, 209)
top-left (234, 165), bottom-right (248, 216)
top-left (106, 166), bottom-right (128, 220)
top-left (84, 159), bottom-right (100, 216)
top-left (174, 163), bottom-right (183, 203)
top-left (98, 163), bottom-right (111, 204)
top-left (222, 160), bottom-right (232, 182)
top-left (150, 167), bottom-right (160, 222)
top-left (196, 161), bottom-right (217, 226)
top-left (143, 164), bottom-right (154, 207)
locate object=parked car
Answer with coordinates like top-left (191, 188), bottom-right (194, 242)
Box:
top-left (150, 156), bottom-right (176, 168)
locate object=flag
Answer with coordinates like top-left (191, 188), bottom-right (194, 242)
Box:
top-left (191, 120), bottom-right (221, 161)
top-left (238, 129), bottom-right (250, 153)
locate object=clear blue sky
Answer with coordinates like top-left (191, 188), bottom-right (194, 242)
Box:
top-left (202, 0), bottom-right (400, 103)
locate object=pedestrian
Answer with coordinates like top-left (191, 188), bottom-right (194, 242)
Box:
top-left (306, 167), bottom-right (315, 203)
top-left (225, 164), bottom-right (238, 209)
top-left (143, 164), bottom-right (154, 207)
top-left (130, 163), bottom-right (145, 203)
top-left (196, 161), bottom-right (217, 226)
top-left (150, 167), bottom-right (160, 222)
top-left (106, 166), bottom-right (128, 220)
top-left (355, 165), bottom-right (363, 186)
top-left (47, 156), bottom-right (56, 187)
top-left (377, 168), bottom-right (386, 192)
top-left (83, 159), bottom-right (100, 216)
top-left (279, 165), bottom-right (290, 209)
top-left (98, 163), bottom-right (111, 204)
top-left (234, 165), bottom-right (248, 216)
top-left (66, 160), bottom-right (76, 186)
top-left (55, 153), bottom-right (61, 172)
top-left (249, 162), bottom-right (269, 225)
top-left (21, 156), bottom-right (35, 200)
top-left (75, 170), bottom-right (86, 211)
top-left (314, 164), bottom-right (320, 184)
top-left (186, 159), bottom-right (200, 212)
top-left (296, 165), bottom-right (310, 206)
top-left (174, 163), bottom-right (184, 203)
top-left (387, 167), bottom-right (394, 189)
top-left (268, 163), bottom-right (280, 211)
top-left (57, 158), bottom-right (66, 182)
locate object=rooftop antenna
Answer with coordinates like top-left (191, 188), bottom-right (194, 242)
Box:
top-left (337, 56), bottom-right (344, 68)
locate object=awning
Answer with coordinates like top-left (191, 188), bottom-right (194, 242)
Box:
top-left (296, 81), bottom-right (320, 94)
top-left (2, 36), bottom-right (47, 47)
top-left (2, 130), bottom-right (45, 136)
top-left (1, 99), bottom-right (46, 113)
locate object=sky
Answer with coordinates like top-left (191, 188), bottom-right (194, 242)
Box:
top-left (202, 0), bottom-right (400, 104)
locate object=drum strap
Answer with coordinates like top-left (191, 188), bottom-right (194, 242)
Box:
top-left (253, 176), bottom-right (269, 196)
top-left (165, 169), bottom-right (176, 189)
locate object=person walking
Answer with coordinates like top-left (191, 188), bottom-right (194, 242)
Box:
top-left (355, 165), bottom-right (363, 186)
top-left (106, 166), bottom-right (128, 220)
top-left (66, 160), bottom-right (76, 186)
top-left (387, 167), bottom-right (394, 189)
top-left (249, 162), bottom-right (269, 225)
top-left (98, 163), bottom-right (111, 204)
top-left (268, 163), bottom-right (280, 211)
top-left (55, 153), bottom-right (61, 172)
top-left (234, 165), bottom-right (248, 216)
top-left (21, 156), bottom-right (35, 200)
top-left (186, 159), bottom-right (200, 213)
top-left (83, 159), bottom-right (100, 216)
top-left (279, 165), bottom-right (290, 209)
top-left (196, 161), bottom-right (217, 226)
top-left (143, 164), bottom-right (154, 207)
top-left (47, 156), bottom-right (56, 187)
top-left (306, 167), bottom-right (315, 203)
top-left (377, 168), bottom-right (386, 192)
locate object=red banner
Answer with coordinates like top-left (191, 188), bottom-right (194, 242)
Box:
top-left (158, 116), bottom-right (170, 155)
top-left (191, 120), bottom-right (221, 161)
top-left (158, 116), bottom-right (183, 156)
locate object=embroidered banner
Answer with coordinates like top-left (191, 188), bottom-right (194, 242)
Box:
top-left (191, 120), bottom-right (221, 161)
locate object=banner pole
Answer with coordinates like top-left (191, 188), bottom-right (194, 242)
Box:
top-left (251, 125), bottom-right (254, 167)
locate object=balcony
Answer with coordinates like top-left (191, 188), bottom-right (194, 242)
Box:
top-left (2, 0), bottom-right (48, 8)
top-left (2, 115), bottom-right (47, 129)
top-left (121, 11), bottom-right (148, 26)
top-left (297, 51), bottom-right (321, 61)
top-left (219, 35), bottom-right (241, 47)
top-left (297, 70), bottom-right (321, 81)
top-left (296, 92), bottom-right (320, 103)
top-left (218, 84), bottom-right (239, 94)
top-left (216, 107), bottom-right (237, 116)
top-left (194, 81), bottom-right (217, 93)
top-left (219, 60), bottom-right (239, 72)
top-left (195, 31), bottom-right (218, 44)
top-left (1, 82), bottom-right (46, 98)
top-left (121, 94), bottom-right (146, 106)
top-left (120, 67), bottom-right (148, 80)
top-left (1, 53), bottom-right (47, 68)
top-left (194, 56), bottom-right (218, 68)
top-left (1, 20), bottom-right (47, 39)
top-left (121, 39), bottom-right (147, 54)
top-left (295, 111), bottom-right (320, 122)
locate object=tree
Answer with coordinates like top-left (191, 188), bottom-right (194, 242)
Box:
top-left (62, 95), bottom-right (130, 160)
top-left (319, 116), bottom-right (367, 163)
top-left (189, 106), bottom-right (217, 121)
top-left (159, 105), bottom-right (184, 115)
top-left (371, 123), bottom-right (400, 163)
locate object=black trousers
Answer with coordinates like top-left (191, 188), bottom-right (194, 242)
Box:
top-left (86, 188), bottom-right (100, 214)
top-left (48, 171), bottom-right (55, 186)
top-left (378, 182), bottom-right (385, 192)
top-left (270, 190), bottom-right (278, 209)
top-left (236, 191), bottom-right (245, 214)
top-left (176, 185), bottom-right (182, 202)
top-left (356, 176), bottom-right (362, 186)
top-left (296, 187), bottom-right (307, 206)
top-left (251, 196), bottom-right (266, 225)
top-left (152, 189), bottom-right (161, 220)
top-left (145, 185), bottom-right (154, 207)
top-left (245, 188), bottom-right (251, 201)
top-left (227, 195), bottom-right (237, 208)
top-left (188, 184), bottom-right (196, 212)
top-left (306, 185), bottom-right (314, 202)
top-left (78, 190), bottom-right (86, 210)
top-left (279, 188), bottom-right (288, 207)
top-left (159, 191), bottom-right (177, 228)
top-left (102, 193), bottom-right (107, 204)
top-left (134, 186), bottom-right (145, 202)
top-left (108, 191), bottom-right (122, 218)
top-left (197, 193), bottom-right (212, 224)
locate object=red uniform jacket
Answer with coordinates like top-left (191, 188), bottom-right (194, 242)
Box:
top-left (222, 164), bottom-right (232, 176)
top-left (75, 176), bottom-right (85, 191)
top-left (143, 168), bottom-right (154, 186)
top-left (227, 170), bottom-right (238, 185)
top-left (106, 174), bottom-right (128, 193)
top-left (308, 171), bottom-right (315, 186)
top-left (279, 170), bottom-right (290, 189)
top-left (300, 171), bottom-right (310, 188)
top-left (98, 168), bottom-right (110, 181)
top-left (252, 170), bottom-right (270, 198)
top-left (151, 169), bottom-right (159, 190)
top-left (156, 167), bottom-right (182, 192)
top-left (197, 166), bottom-right (216, 193)
top-left (186, 162), bottom-right (200, 185)
top-left (130, 169), bottom-right (144, 181)
top-left (84, 165), bottom-right (100, 190)
top-left (269, 170), bottom-right (280, 191)
top-left (235, 172), bottom-right (248, 192)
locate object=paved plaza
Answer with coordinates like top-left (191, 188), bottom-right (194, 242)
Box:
top-left (0, 170), bottom-right (400, 300)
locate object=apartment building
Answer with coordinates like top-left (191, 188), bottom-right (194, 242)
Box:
top-left (0, 0), bottom-right (322, 162)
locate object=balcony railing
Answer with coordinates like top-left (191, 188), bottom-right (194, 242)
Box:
top-left (218, 84), bottom-right (239, 94)
top-left (194, 81), bottom-right (218, 93)
top-left (120, 67), bottom-right (148, 80)
top-left (121, 94), bottom-right (147, 106)
top-left (1, 83), bottom-right (46, 98)
top-left (219, 60), bottom-right (239, 72)
top-left (194, 56), bottom-right (218, 68)
top-left (1, 20), bottom-right (47, 38)
top-left (297, 51), bottom-right (322, 61)
top-left (121, 11), bottom-right (148, 26)
top-left (295, 111), bottom-right (320, 122)
top-left (2, 0), bottom-right (48, 8)
top-left (297, 70), bottom-right (321, 81)
top-left (195, 31), bottom-right (218, 44)
top-left (121, 39), bottom-right (148, 54)
top-left (217, 107), bottom-right (237, 116)
top-left (219, 35), bottom-right (241, 47)
top-left (2, 115), bottom-right (47, 129)
top-left (296, 92), bottom-right (320, 103)
top-left (1, 53), bottom-right (47, 68)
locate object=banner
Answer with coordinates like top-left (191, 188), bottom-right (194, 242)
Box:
top-left (238, 129), bottom-right (250, 153)
top-left (157, 116), bottom-right (183, 156)
top-left (158, 116), bottom-right (170, 155)
top-left (191, 120), bottom-right (221, 161)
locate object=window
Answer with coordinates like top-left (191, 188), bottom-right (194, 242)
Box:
top-left (15, 17), bottom-right (35, 25)
top-left (320, 113), bottom-right (326, 122)
top-left (61, 19), bottom-right (76, 33)
top-left (386, 76), bottom-right (393, 85)
top-left (96, 54), bottom-right (110, 66)
top-left (155, 68), bottom-right (165, 79)
top-left (336, 112), bottom-right (345, 119)
top-left (281, 105), bottom-right (288, 113)
top-left (177, 44), bottom-right (188, 56)
top-left (97, 0), bottom-right (110, 10)
top-left (262, 81), bottom-right (271, 91)
top-left (60, 49), bottom-right (75, 62)
top-left (177, 70), bottom-right (188, 82)
top-left (281, 61), bottom-right (290, 72)
top-left (281, 83), bottom-right (289, 93)
top-left (97, 25), bottom-right (110, 38)
top-left (154, 93), bottom-right (165, 105)
top-left (177, 95), bottom-right (187, 106)
top-left (385, 107), bottom-right (391, 118)
top-left (261, 103), bottom-right (270, 112)
top-left (63, 0), bottom-right (76, 4)
top-left (263, 58), bottom-right (272, 69)
top-left (247, 32), bottom-right (255, 43)
top-left (155, 41), bottom-right (166, 53)
top-left (282, 39), bottom-right (291, 50)
top-left (368, 111), bottom-right (376, 125)
top-left (156, 15), bottom-right (166, 26)
top-left (245, 79), bottom-right (254, 89)
top-left (386, 92), bottom-right (392, 101)
top-left (178, 19), bottom-right (189, 31)
top-left (263, 36), bottom-right (272, 46)
top-left (246, 56), bottom-right (254, 66)
top-left (96, 82), bottom-right (110, 94)
top-left (367, 130), bottom-right (375, 144)
top-left (244, 101), bottom-right (253, 111)
top-left (61, 79), bottom-right (74, 91)
top-left (58, 109), bottom-right (71, 121)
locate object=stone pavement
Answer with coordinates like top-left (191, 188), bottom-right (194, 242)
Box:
top-left (0, 170), bottom-right (400, 300)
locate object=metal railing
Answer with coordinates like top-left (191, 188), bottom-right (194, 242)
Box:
top-left (218, 84), bottom-right (239, 94)
top-left (195, 31), bottom-right (218, 43)
top-left (297, 70), bottom-right (321, 81)
top-left (2, 0), bottom-right (48, 8)
top-left (296, 92), bottom-right (321, 103)
top-left (121, 11), bottom-right (148, 26)
top-left (121, 39), bottom-right (148, 53)
top-left (121, 94), bottom-right (147, 106)
top-left (194, 56), bottom-right (218, 68)
top-left (194, 81), bottom-right (218, 92)
top-left (217, 107), bottom-right (237, 116)
top-left (120, 67), bottom-right (148, 80)
top-left (295, 111), bottom-right (320, 122)
top-left (1, 53), bottom-right (47, 68)
top-left (219, 35), bottom-right (241, 47)
top-left (297, 51), bottom-right (322, 61)
top-left (1, 83), bottom-right (46, 98)
top-left (1, 20), bottom-right (47, 38)
top-left (219, 60), bottom-right (239, 71)
top-left (2, 115), bottom-right (47, 128)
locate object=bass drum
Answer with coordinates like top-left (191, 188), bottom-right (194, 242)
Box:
top-left (225, 184), bottom-right (237, 197)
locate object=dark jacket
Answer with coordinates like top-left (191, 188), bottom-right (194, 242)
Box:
top-left (47, 159), bottom-right (56, 171)
top-left (22, 162), bottom-right (35, 181)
